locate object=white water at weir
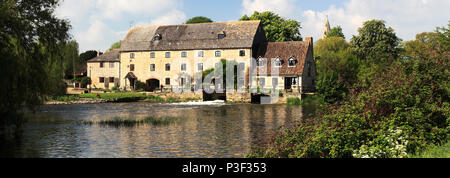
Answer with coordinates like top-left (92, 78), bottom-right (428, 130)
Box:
top-left (169, 100), bottom-right (226, 106)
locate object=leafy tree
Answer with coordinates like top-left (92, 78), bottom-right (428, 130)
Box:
top-left (80, 50), bottom-right (99, 62)
top-left (109, 40), bottom-right (121, 51)
top-left (326, 26), bottom-right (345, 39)
top-left (0, 0), bottom-right (70, 138)
top-left (314, 37), bottom-right (359, 103)
top-left (240, 11), bottom-right (302, 42)
top-left (403, 22), bottom-right (449, 59)
top-left (350, 20), bottom-right (401, 64)
top-left (185, 16), bottom-right (213, 24)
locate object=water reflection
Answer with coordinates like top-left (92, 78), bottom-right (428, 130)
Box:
top-left (2, 102), bottom-right (314, 158)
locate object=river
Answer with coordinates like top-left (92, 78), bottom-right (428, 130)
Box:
top-left (1, 101), bottom-right (316, 158)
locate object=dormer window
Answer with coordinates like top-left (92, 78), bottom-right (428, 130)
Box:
top-left (288, 57), bottom-right (297, 67)
top-left (274, 58), bottom-right (282, 67)
top-left (154, 34), bottom-right (162, 41)
top-left (256, 58), bottom-right (265, 66)
top-left (218, 31), bottom-right (226, 39)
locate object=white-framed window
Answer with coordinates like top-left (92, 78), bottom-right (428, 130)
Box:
top-left (198, 51), bottom-right (204, 57)
top-left (274, 58), bottom-right (282, 67)
top-left (288, 57), bottom-right (297, 67)
top-left (256, 58), bottom-right (265, 66)
top-left (215, 51), bottom-right (221, 57)
top-left (150, 52), bottom-right (155, 58)
top-left (181, 51), bottom-right (187, 58)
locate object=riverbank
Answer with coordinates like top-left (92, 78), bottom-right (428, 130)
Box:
top-left (45, 92), bottom-right (202, 105)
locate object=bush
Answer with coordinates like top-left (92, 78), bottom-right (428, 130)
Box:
top-left (80, 77), bottom-right (91, 88)
top-left (286, 98), bottom-right (301, 105)
top-left (135, 81), bottom-right (146, 91)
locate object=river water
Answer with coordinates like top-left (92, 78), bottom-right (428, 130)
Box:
top-left (1, 101), bottom-right (315, 158)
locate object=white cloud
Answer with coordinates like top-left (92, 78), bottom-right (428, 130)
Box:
top-left (55, 0), bottom-right (186, 52)
top-left (241, 0), bottom-right (298, 17)
top-left (241, 0), bottom-right (450, 42)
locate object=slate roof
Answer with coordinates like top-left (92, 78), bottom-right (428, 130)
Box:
top-left (120, 20), bottom-right (263, 52)
top-left (87, 49), bottom-right (120, 62)
top-left (252, 38), bottom-right (313, 76)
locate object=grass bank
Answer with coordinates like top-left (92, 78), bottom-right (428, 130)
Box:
top-left (48, 93), bottom-right (201, 103)
top-left (286, 95), bottom-right (323, 105)
top-left (409, 141), bottom-right (450, 158)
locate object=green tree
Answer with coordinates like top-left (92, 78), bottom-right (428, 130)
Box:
top-left (240, 11), bottom-right (302, 42)
top-left (0, 0), bottom-right (70, 139)
top-left (326, 26), bottom-right (345, 39)
top-left (350, 20), bottom-right (401, 64)
top-left (109, 40), bottom-right (121, 51)
top-left (80, 50), bottom-right (99, 62)
top-left (185, 16), bottom-right (213, 24)
top-left (314, 37), bottom-right (359, 103)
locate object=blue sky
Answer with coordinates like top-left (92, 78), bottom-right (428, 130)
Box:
top-left (55, 0), bottom-right (450, 53)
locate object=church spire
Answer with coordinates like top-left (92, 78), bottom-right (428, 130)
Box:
top-left (322, 15), bottom-right (331, 39)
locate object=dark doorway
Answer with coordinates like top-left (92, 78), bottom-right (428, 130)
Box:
top-left (146, 79), bottom-right (160, 92)
top-left (284, 77), bottom-right (293, 89)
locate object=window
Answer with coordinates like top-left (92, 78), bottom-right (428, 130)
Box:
top-left (181, 63), bottom-right (187, 71)
top-left (100, 62), bottom-right (104, 68)
top-left (109, 62), bottom-right (114, 68)
top-left (288, 57), bottom-right (297, 67)
top-left (109, 77), bottom-right (114, 83)
top-left (180, 78), bottom-right (186, 86)
top-left (259, 78), bottom-right (265, 87)
top-left (256, 58), bottom-right (265, 66)
top-left (165, 63), bottom-right (170, 71)
top-left (198, 51), bottom-right (204, 57)
top-left (215, 51), bottom-right (221, 57)
top-left (218, 33), bottom-right (226, 39)
top-left (150, 64), bottom-right (155, 71)
top-left (274, 58), bottom-right (282, 67)
top-left (99, 77), bottom-right (105, 83)
top-left (130, 64), bottom-right (135, 71)
top-left (198, 63), bottom-right (203, 71)
top-left (165, 78), bottom-right (170, 85)
top-left (150, 52), bottom-right (155, 58)
top-left (130, 53), bottom-right (135, 59)
top-left (154, 34), bottom-right (162, 41)
top-left (181, 51), bottom-right (187, 58)
top-left (165, 52), bottom-right (170, 58)
top-left (272, 78), bottom-right (278, 87)
top-left (239, 50), bottom-right (245, 57)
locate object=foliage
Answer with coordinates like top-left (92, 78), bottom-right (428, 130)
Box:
top-left (251, 21), bottom-right (449, 158)
top-left (0, 0), bottom-right (70, 137)
top-left (314, 37), bottom-right (360, 103)
top-left (134, 81), bottom-right (146, 91)
top-left (79, 93), bottom-right (146, 100)
top-left (409, 141), bottom-right (450, 158)
top-left (83, 117), bottom-right (178, 127)
top-left (80, 50), bottom-right (99, 62)
top-left (80, 77), bottom-right (91, 88)
top-left (185, 16), bottom-right (213, 24)
top-left (350, 20), bottom-right (401, 64)
top-left (286, 98), bottom-right (301, 105)
top-left (326, 26), bottom-right (345, 39)
top-left (240, 11), bottom-right (302, 42)
top-left (109, 41), bottom-right (121, 51)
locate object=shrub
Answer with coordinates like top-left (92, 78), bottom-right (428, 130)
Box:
top-left (134, 81), bottom-right (146, 91)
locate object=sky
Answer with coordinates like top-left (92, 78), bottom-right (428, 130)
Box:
top-left (55, 0), bottom-right (450, 53)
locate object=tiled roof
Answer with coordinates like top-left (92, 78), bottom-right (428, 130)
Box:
top-left (253, 38), bottom-right (313, 76)
top-left (120, 20), bottom-right (263, 52)
top-left (87, 49), bottom-right (120, 62)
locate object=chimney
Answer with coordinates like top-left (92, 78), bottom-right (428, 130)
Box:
top-left (97, 50), bottom-right (100, 57)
